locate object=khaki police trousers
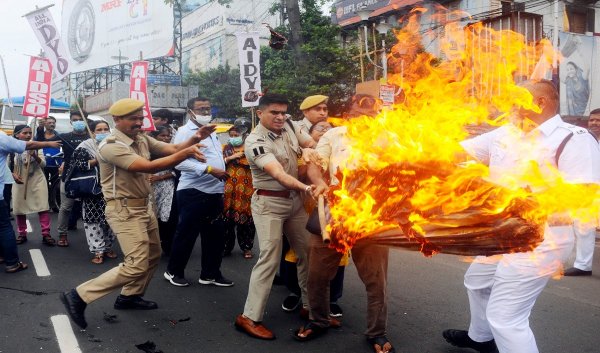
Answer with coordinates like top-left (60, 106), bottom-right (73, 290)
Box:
top-left (76, 203), bottom-right (161, 303)
top-left (243, 192), bottom-right (310, 322)
top-left (307, 235), bottom-right (389, 338)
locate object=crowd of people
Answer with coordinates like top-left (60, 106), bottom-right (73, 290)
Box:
top-left (0, 80), bottom-right (599, 353)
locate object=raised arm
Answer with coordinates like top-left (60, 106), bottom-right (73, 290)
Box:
top-left (127, 144), bottom-right (206, 174)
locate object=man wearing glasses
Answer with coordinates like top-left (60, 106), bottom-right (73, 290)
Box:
top-left (163, 97), bottom-right (234, 288)
top-left (61, 98), bottom-right (212, 329)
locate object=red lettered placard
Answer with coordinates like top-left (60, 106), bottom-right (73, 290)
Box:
top-left (129, 61), bottom-right (155, 131)
top-left (22, 56), bottom-right (53, 118)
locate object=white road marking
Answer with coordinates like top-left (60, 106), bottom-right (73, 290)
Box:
top-left (26, 219), bottom-right (32, 233)
top-left (29, 249), bottom-right (51, 277)
top-left (51, 315), bottom-right (82, 353)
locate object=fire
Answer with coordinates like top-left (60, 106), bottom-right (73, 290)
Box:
top-left (326, 7), bottom-right (599, 255)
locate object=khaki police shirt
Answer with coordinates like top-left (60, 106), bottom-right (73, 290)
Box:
top-left (293, 118), bottom-right (313, 136)
top-left (98, 129), bottom-right (170, 201)
top-left (245, 122), bottom-right (303, 191)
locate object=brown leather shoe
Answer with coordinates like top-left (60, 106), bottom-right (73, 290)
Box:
top-left (329, 317), bottom-right (342, 328)
top-left (235, 314), bottom-right (275, 340)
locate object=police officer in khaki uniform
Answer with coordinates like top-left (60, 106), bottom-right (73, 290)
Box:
top-left (294, 95), bottom-right (329, 137)
top-left (235, 93), bottom-right (318, 340)
top-left (61, 98), bottom-right (214, 329)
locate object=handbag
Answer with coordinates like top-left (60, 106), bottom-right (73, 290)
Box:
top-left (64, 165), bottom-right (102, 199)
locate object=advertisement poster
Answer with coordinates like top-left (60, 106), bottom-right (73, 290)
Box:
top-left (61, 0), bottom-right (174, 73)
top-left (558, 32), bottom-right (596, 116)
top-left (22, 57), bottom-right (53, 118)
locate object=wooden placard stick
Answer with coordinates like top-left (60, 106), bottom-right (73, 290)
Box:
top-left (318, 195), bottom-right (330, 244)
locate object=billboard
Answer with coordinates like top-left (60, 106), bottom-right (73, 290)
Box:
top-left (558, 32), bottom-right (598, 116)
top-left (61, 0), bottom-right (175, 73)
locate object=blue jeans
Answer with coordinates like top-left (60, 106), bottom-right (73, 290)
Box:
top-left (167, 189), bottom-right (225, 279)
top-left (0, 200), bottom-right (20, 267)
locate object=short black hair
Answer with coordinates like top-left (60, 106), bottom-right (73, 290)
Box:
top-left (90, 120), bottom-right (109, 131)
top-left (153, 108), bottom-right (173, 122)
top-left (258, 93), bottom-right (289, 110)
top-left (187, 97), bottom-right (210, 110)
top-left (590, 108), bottom-right (600, 116)
top-left (70, 110), bottom-right (88, 119)
top-left (46, 116), bottom-right (56, 122)
top-left (149, 125), bottom-right (171, 138)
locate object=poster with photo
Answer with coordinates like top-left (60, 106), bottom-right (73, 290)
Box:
top-left (558, 32), bottom-right (595, 116)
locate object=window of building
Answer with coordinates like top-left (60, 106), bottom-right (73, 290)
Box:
top-left (566, 5), bottom-right (594, 34)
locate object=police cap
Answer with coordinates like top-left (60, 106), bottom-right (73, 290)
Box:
top-left (109, 98), bottom-right (145, 117)
top-left (299, 95), bottom-right (328, 111)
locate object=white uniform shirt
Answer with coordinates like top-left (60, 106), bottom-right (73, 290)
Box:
top-left (461, 114), bottom-right (600, 186)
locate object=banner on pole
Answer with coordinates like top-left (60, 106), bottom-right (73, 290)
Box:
top-left (25, 7), bottom-right (70, 81)
top-left (22, 57), bottom-right (53, 118)
top-left (236, 32), bottom-right (261, 108)
top-left (129, 61), bottom-right (155, 131)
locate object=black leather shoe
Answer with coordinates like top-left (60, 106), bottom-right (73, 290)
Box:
top-left (443, 329), bottom-right (498, 353)
top-left (60, 289), bottom-right (87, 329)
top-left (114, 295), bottom-right (158, 310)
top-left (564, 267), bottom-right (592, 276)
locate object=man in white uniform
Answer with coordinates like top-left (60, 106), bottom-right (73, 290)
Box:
top-left (563, 108), bottom-right (600, 276)
top-left (443, 80), bottom-right (600, 353)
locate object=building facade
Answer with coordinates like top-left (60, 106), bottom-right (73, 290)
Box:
top-left (181, 0), bottom-right (281, 74)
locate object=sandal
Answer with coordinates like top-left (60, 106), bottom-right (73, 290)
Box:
top-left (293, 322), bottom-right (328, 342)
top-left (57, 234), bottom-right (69, 247)
top-left (42, 236), bottom-right (56, 246)
top-left (104, 250), bottom-right (117, 259)
top-left (243, 250), bottom-right (253, 259)
top-left (367, 335), bottom-right (396, 353)
top-left (5, 262), bottom-right (28, 273)
top-left (91, 253), bottom-right (104, 264)
top-left (16, 235), bottom-right (27, 245)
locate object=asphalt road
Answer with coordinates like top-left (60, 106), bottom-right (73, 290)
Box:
top-left (1, 214), bottom-right (599, 353)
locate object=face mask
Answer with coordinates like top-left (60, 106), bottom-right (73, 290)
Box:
top-left (194, 115), bottom-right (212, 125)
top-left (72, 121), bottom-right (86, 132)
top-left (95, 133), bottom-right (110, 142)
top-left (229, 136), bottom-right (243, 147)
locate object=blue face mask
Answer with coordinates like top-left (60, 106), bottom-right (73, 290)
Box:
top-left (229, 136), bottom-right (243, 147)
top-left (72, 121), bottom-right (86, 132)
top-left (95, 133), bottom-right (110, 142)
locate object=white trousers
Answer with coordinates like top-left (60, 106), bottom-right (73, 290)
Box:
top-left (465, 225), bottom-right (574, 353)
top-left (573, 219), bottom-right (596, 271)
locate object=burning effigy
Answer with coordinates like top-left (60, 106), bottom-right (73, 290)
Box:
top-left (324, 7), bottom-right (599, 256)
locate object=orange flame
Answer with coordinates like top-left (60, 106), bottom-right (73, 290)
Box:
top-left (327, 7), bottom-right (599, 255)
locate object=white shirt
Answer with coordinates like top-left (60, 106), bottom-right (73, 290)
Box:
top-left (461, 114), bottom-right (600, 186)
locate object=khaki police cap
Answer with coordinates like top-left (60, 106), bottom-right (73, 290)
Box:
top-left (109, 98), bottom-right (145, 117)
top-left (299, 95), bottom-right (328, 111)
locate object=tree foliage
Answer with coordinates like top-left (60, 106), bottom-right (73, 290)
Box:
top-left (185, 64), bottom-right (246, 120)
top-left (261, 0), bottom-right (359, 117)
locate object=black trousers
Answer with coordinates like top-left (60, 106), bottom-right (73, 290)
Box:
top-left (167, 189), bottom-right (225, 279)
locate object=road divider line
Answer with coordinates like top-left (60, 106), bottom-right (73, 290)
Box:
top-left (29, 249), bottom-right (51, 277)
top-left (26, 219), bottom-right (32, 233)
top-left (51, 315), bottom-right (82, 353)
